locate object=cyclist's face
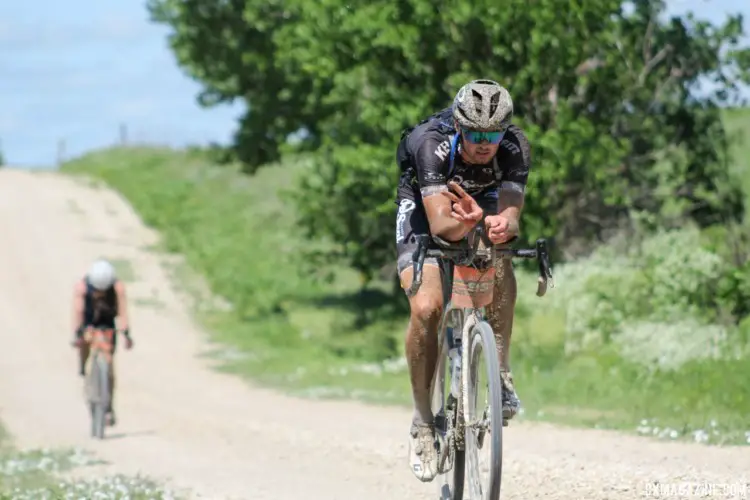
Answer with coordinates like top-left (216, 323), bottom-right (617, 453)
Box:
top-left (459, 127), bottom-right (504, 164)
top-left (461, 139), bottom-right (499, 164)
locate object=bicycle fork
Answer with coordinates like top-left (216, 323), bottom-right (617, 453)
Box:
top-left (456, 310), bottom-right (491, 450)
top-left (447, 322), bottom-right (463, 401)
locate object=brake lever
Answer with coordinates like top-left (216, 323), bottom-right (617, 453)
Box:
top-left (535, 238), bottom-right (554, 297)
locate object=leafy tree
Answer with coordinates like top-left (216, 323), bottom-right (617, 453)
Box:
top-left (146, 0), bottom-right (324, 170)
top-left (292, 0), bottom-right (750, 279)
top-left (150, 0), bottom-right (750, 283)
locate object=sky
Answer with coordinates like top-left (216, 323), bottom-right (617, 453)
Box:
top-left (0, 0), bottom-right (748, 168)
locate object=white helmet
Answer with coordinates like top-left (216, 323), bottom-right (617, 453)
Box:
top-left (452, 79), bottom-right (513, 131)
top-left (87, 259), bottom-right (116, 290)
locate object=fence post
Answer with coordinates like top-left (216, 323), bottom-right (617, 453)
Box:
top-left (56, 139), bottom-right (66, 167)
top-left (119, 123), bottom-right (128, 145)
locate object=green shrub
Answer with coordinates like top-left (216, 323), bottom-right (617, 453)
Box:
top-left (524, 225), bottom-right (750, 371)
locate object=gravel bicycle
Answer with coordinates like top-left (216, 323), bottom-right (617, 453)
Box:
top-left (82, 327), bottom-right (117, 439)
top-left (405, 225), bottom-right (553, 500)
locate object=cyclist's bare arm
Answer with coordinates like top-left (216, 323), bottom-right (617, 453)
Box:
top-left (415, 138), bottom-right (474, 242)
top-left (423, 193), bottom-right (475, 242)
top-left (114, 281), bottom-right (129, 331)
top-left (493, 125), bottom-right (532, 238)
top-left (72, 280), bottom-right (86, 332)
top-left (495, 189), bottom-right (524, 238)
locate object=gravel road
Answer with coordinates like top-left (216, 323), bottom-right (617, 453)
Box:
top-left (0, 169), bottom-right (748, 499)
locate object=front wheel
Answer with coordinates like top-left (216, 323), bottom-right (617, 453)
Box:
top-left (464, 320), bottom-right (503, 500)
top-left (87, 352), bottom-right (110, 439)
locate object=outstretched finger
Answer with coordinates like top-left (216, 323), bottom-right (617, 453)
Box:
top-left (447, 181), bottom-right (469, 198)
top-left (442, 190), bottom-right (460, 203)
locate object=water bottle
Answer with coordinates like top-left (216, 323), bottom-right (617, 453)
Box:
top-left (447, 327), bottom-right (462, 399)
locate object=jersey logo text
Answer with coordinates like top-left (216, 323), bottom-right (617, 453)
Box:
top-left (501, 139), bottom-right (520, 155)
top-left (434, 140), bottom-right (451, 161)
top-left (396, 199), bottom-right (416, 243)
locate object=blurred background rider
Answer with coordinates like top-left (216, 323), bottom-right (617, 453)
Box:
top-left (71, 258), bottom-right (133, 426)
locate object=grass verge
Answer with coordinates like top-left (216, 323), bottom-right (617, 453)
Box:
top-left (61, 137), bottom-right (750, 446)
top-left (0, 423), bottom-right (177, 499)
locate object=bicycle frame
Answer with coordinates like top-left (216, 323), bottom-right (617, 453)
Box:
top-left (408, 225), bottom-right (554, 411)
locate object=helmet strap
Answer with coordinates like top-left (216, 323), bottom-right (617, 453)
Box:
top-left (448, 132), bottom-right (460, 177)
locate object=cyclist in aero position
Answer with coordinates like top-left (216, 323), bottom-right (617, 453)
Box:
top-left (71, 259), bottom-right (133, 426)
top-left (395, 79), bottom-right (531, 482)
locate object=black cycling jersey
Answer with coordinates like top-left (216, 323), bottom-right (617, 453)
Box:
top-left (395, 108), bottom-right (532, 205)
top-left (83, 278), bottom-right (119, 329)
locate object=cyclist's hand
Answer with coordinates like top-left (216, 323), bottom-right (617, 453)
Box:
top-left (444, 181), bottom-right (483, 225)
top-left (124, 336), bottom-right (133, 350)
top-left (485, 215), bottom-right (515, 244)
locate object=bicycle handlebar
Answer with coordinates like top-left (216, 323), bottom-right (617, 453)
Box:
top-left (405, 225), bottom-right (554, 299)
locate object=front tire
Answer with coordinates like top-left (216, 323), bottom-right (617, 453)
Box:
top-left (464, 320), bottom-right (503, 500)
top-left (89, 353), bottom-right (110, 439)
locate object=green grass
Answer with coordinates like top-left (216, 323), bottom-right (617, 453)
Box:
top-left (110, 258), bottom-right (136, 282)
top-left (0, 422), bottom-right (177, 499)
top-left (60, 110), bottom-right (750, 446)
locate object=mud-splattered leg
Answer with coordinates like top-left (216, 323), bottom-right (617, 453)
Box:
top-left (485, 258), bottom-right (520, 420)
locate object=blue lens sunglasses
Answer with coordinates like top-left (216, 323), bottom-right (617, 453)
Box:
top-left (461, 127), bottom-right (505, 144)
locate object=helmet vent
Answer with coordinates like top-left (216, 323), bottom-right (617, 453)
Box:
top-left (472, 89), bottom-right (482, 114)
top-left (489, 92), bottom-right (500, 116)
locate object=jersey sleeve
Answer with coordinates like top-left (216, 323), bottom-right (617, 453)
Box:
top-left (497, 125), bottom-right (531, 194)
top-left (412, 135), bottom-right (452, 198)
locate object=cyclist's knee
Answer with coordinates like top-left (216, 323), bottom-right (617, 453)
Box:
top-left (410, 293), bottom-right (443, 326)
